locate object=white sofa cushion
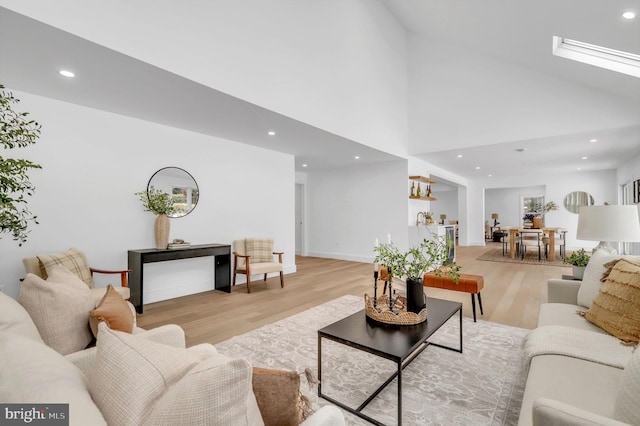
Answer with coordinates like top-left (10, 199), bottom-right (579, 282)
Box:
top-left (518, 355), bottom-right (623, 426)
top-left (537, 303), bottom-right (609, 334)
top-left (0, 330), bottom-right (106, 426)
top-left (90, 323), bottom-right (264, 426)
top-left (0, 291), bottom-right (44, 343)
top-left (614, 346), bottom-right (640, 424)
top-left (577, 252), bottom-right (640, 309)
top-left (19, 266), bottom-right (95, 355)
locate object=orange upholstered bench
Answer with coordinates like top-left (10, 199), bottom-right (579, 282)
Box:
top-left (423, 272), bottom-right (484, 322)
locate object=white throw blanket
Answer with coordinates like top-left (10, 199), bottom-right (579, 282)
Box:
top-left (523, 325), bottom-right (635, 369)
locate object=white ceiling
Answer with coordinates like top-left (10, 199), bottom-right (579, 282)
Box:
top-left (1, 1), bottom-right (639, 179)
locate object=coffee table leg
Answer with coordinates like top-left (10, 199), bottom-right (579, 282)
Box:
top-left (317, 334), bottom-right (323, 398)
top-left (459, 307), bottom-right (463, 353)
top-left (397, 361), bottom-right (402, 426)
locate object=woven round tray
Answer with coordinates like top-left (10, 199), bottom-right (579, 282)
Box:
top-left (364, 293), bottom-right (427, 325)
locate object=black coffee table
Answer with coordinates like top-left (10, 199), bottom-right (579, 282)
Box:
top-left (317, 297), bottom-right (462, 425)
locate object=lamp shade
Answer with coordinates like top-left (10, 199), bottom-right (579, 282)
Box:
top-left (577, 205), bottom-right (640, 242)
top-left (440, 214), bottom-right (447, 220)
top-left (491, 213), bottom-right (499, 219)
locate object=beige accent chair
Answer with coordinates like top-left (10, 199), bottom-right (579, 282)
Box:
top-left (233, 238), bottom-right (284, 293)
top-left (23, 248), bottom-right (130, 306)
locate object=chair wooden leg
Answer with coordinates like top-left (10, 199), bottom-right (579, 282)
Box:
top-left (232, 271), bottom-right (237, 287)
top-left (279, 271), bottom-right (284, 288)
top-left (264, 273), bottom-right (268, 282)
top-left (246, 275), bottom-right (251, 293)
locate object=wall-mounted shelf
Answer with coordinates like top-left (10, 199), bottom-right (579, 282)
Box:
top-left (409, 175), bottom-right (437, 201)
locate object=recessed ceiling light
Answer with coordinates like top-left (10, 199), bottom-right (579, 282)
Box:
top-left (475, 166), bottom-right (480, 170)
top-left (623, 11), bottom-right (636, 19)
top-left (354, 156), bottom-right (360, 160)
top-left (302, 164), bottom-right (307, 168)
top-left (267, 131), bottom-right (276, 136)
top-left (488, 174), bottom-right (493, 177)
top-left (577, 167), bottom-right (582, 171)
top-left (457, 154), bottom-right (463, 158)
top-left (59, 70), bottom-right (75, 78)
top-left (515, 148), bottom-right (527, 153)
top-left (589, 139), bottom-right (598, 143)
top-left (581, 156), bottom-right (588, 160)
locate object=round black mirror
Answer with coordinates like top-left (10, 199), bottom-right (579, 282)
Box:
top-left (148, 167), bottom-right (199, 218)
top-left (563, 191), bottom-right (594, 214)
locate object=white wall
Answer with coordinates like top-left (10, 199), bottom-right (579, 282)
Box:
top-left (431, 190), bottom-right (458, 224)
top-left (0, 0), bottom-right (409, 159)
top-left (0, 90), bottom-right (295, 302)
top-left (485, 186), bottom-right (546, 229)
top-left (306, 160), bottom-right (408, 262)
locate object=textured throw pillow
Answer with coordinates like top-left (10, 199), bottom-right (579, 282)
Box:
top-left (0, 330), bottom-right (107, 425)
top-left (0, 291), bottom-right (44, 343)
top-left (576, 250), bottom-right (617, 308)
top-left (246, 238), bottom-right (274, 264)
top-left (19, 266), bottom-right (94, 355)
top-left (90, 323), bottom-right (263, 426)
top-left (89, 285), bottom-right (135, 337)
top-left (584, 258), bottom-right (640, 344)
top-left (37, 248), bottom-right (94, 288)
top-left (614, 346), bottom-right (640, 424)
top-left (252, 367), bottom-right (312, 426)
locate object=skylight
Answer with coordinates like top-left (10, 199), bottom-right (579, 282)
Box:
top-left (552, 36), bottom-right (640, 78)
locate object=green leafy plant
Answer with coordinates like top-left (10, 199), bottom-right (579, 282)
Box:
top-left (373, 236), bottom-right (460, 283)
top-left (564, 248), bottom-right (590, 267)
top-left (543, 201), bottom-right (559, 212)
top-left (0, 84), bottom-right (42, 246)
top-left (135, 186), bottom-right (175, 215)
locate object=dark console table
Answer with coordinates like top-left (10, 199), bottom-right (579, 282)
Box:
top-left (128, 243), bottom-right (231, 313)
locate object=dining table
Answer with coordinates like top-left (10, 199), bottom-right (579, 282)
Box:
top-left (508, 228), bottom-right (556, 260)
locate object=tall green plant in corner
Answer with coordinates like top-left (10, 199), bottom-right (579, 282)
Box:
top-left (0, 84), bottom-right (42, 246)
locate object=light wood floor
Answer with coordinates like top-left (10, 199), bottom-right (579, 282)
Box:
top-left (137, 243), bottom-right (572, 347)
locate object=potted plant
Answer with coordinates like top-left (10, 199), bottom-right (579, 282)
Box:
top-left (374, 235), bottom-right (460, 313)
top-left (564, 248), bottom-right (590, 280)
top-left (0, 84), bottom-right (42, 246)
top-left (135, 186), bottom-right (175, 249)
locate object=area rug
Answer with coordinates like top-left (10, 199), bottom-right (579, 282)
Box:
top-left (216, 295), bottom-right (530, 425)
top-left (477, 243), bottom-right (568, 266)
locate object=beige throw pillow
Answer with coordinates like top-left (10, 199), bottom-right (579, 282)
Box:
top-left (0, 291), bottom-right (44, 343)
top-left (246, 239), bottom-right (274, 264)
top-left (89, 284), bottom-right (134, 337)
top-left (37, 248), bottom-right (94, 288)
top-left (584, 258), bottom-right (640, 344)
top-left (90, 323), bottom-right (264, 426)
top-left (19, 266), bottom-right (94, 355)
top-left (577, 252), bottom-right (640, 308)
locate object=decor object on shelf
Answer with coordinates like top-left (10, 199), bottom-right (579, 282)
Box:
top-left (136, 186), bottom-right (175, 249)
top-left (148, 167), bottom-right (199, 218)
top-left (563, 191), bottom-right (594, 214)
top-left (373, 236), bottom-right (460, 315)
top-left (564, 248), bottom-right (591, 280)
top-left (440, 214), bottom-right (447, 225)
top-left (577, 205), bottom-right (640, 254)
top-left (408, 175), bottom-right (437, 201)
top-left (523, 213), bottom-right (536, 228)
top-left (0, 84), bottom-right (42, 246)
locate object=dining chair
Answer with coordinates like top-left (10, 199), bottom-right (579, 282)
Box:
top-left (500, 227), bottom-right (517, 256)
top-left (544, 228), bottom-right (567, 260)
top-left (519, 229), bottom-right (543, 261)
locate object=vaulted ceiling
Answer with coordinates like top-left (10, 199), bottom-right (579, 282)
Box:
top-left (1, 1), bottom-right (638, 180)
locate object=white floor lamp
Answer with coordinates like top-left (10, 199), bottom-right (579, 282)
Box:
top-left (577, 205), bottom-right (640, 255)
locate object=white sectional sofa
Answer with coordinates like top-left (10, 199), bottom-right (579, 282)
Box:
top-left (518, 251), bottom-right (640, 426)
top-left (0, 291), bottom-right (344, 425)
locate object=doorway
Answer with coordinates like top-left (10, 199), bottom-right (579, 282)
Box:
top-left (295, 183), bottom-right (305, 256)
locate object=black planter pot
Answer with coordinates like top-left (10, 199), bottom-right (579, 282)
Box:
top-left (406, 278), bottom-right (426, 313)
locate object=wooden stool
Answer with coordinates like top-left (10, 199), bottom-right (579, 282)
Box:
top-left (423, 272), bottom-right (484, 322)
